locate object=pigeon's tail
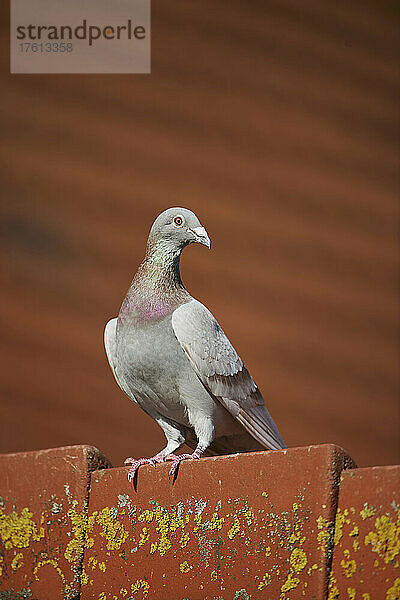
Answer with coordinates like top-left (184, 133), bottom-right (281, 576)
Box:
top-left (236, 403), bottom-right (287, 451)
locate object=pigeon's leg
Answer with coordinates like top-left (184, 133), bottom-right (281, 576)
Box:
top-left (166, 415), bottom-right (214, 480)
top-left (125, 417), bottom-right (186, 484)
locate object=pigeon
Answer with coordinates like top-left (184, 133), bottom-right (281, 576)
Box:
top-left (105, 207), bottom-right (286, 483)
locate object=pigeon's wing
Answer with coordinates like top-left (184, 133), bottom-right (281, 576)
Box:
top-left (104, 318), bottom-right (132, 397)
top-left (172, 300), bottom-right (286, 450)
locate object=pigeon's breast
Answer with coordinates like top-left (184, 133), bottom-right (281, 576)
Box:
top-left (115, 314), bottom-right (200, 425)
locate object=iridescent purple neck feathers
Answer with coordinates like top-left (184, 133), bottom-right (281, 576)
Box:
top-left (118, 239), bottom-right (190, 324)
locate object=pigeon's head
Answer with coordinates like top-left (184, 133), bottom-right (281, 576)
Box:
top-left (147, 208), bottom-right (211, 252)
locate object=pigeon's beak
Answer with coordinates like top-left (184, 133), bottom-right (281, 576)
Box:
top-left (189, 226), bottom-right (211, 249)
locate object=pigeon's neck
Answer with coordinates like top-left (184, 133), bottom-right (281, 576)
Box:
top-left (120, 241), bottom-right (189, 322)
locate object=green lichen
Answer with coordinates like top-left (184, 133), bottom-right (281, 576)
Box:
top-left (0, 590), bottom-right (33, 600)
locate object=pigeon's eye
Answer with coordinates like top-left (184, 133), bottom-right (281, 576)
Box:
top-left (173, 215), bottom-right (185, 227)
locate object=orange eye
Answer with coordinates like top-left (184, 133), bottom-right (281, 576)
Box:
top-left (173, 215), bottom-right (184, 227)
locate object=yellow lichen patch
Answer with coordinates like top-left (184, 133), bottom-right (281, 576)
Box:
top-left (316, 516), bottom-right (334, 553)
top-left (64, 502), bottom-right (87, 564)
top-left (244, 508), bottom-right (254, 526)
top-left (131, 579), bottom-right (150, 597)
top-left (364, 514), bottom-right (400, 564)
top-left (179, 560), bottom-right (191, 573)
top-left (265, 546), bottom-right (271, 557)
top-left (87, 512), bottom-right (97, 531)
top-left (138, 527), bottom-right (150, 546)
top-left (11, 552), bottom-right (23, 570)
top-left (307, 563), bottom-right (318, 575)
top-left (91, 507), bottom-right (129, 551)
top-left (208, 511), bottom-right (225, 531)
top-left (340, 553), bottom-right (357, 578)
top-left (81, 566), bottom-right (89, 585)
top-left (33, 558), bottom-right (66, 584)
top-left (99, 561), bottom-right (106, 572)
top-left (169, 514), bottom-right (184, 533)
top-left (362, 594), bottom-right (370, 600)
top-left (180, 532), bottom-right (190, 548)
top-left (290, 548), bottom-right (307, 573)
top-left (0, 506), bottom-right (44, 548)
top-left (210, 569), bottom-right (218, 580)
top-left (158, 536), bottom-right (171, 556)
top-left (258, 572), bottom-right (271, 590)
top-left (360, 504), bottom-right (376, 520)
top-left (289, 530), bottom-right (301, 544)
top-left (138, 510), bottom-right (154, 523)
top-left (347, 588), bottom-right (356, 600)
top-left (150, 542), bottom-right (157, 554)
top-left (386, 578), bottom-right (400, 600)
top-left (349, 526), bottom-right (359, 537)
top-left (193, 513), bottom-right (202, 532)
top-left (281, 573), bottom-right (300, 595)
top-left (227, 514), bottom-right (241, 539)
top-left (154, 506), bottom-right (172, 556)
top-left (98, 593), bottom-right (107, 600)
top-left (327, 574), bottom-right (339, 600)
top-left (0, 555), bottom-right (3, 577)
top-left (34, 513), bottom-right (46, 541)
top-left (317, 516), bottom-right (326, 529)
top-left (334, 509), bottom-right (350, 546)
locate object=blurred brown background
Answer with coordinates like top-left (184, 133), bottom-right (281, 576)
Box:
top-left (0, 1), bottom-right (399, 468)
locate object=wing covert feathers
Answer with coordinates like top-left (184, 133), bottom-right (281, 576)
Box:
top-left (172, 300), bottom-right (286, 450)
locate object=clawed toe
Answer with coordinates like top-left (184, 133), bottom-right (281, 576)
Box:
top-left (127, 469), bottom-right (136, 483)
top-left (125, 454), bottom-right (168, 486)
top-left (166, 453), bottom-right (200, 481)
top-left (125, 458), bottom-right (150, 484)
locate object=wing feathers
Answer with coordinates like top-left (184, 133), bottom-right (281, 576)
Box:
top-left (172, 300), bottom-right (286, 451)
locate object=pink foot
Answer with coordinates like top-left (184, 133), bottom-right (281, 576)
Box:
top-left (166, 450), bottom-right (202, 480)
top-left (125, 453), bottom-right (166, 483)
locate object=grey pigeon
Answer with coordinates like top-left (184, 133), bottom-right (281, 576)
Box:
top-left (105, 208), bottom-right (286, 482)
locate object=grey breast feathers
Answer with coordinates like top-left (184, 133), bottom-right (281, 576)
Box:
top-left (104, 318), bottom-right (132, 398)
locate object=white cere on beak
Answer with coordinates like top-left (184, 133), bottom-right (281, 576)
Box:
top-left (191, 226), bottom-right (211, 248)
